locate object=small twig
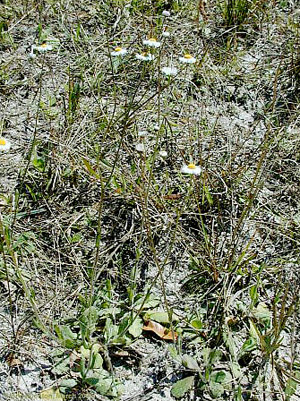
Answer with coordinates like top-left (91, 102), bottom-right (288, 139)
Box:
top-left (197, 0), bottom-right (208, 22)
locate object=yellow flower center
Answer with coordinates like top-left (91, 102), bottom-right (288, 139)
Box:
top-left (142, 52), bottom-right (148, 56)
top-left (188, 163), bottom-right (196, 169)
top-left (0, 138), bottom-right (6, 146)
top-left (148, 38), bottom-right (157, 42)
top-left (114, 47), bottom-right (122, 52)
top-left (41, 43), bottom-right (47, 48)
top-left (184, 54), bottom-right (193, 59)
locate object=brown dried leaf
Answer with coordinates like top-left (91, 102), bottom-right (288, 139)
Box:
top-left (143, 320), bottom-right (178, 341)
top-left (7, 353), bottom-right (23, 368)
top-left (69, 350), bottom-right (80, 368)
top-left (162, 194), bottom-right (182, 200)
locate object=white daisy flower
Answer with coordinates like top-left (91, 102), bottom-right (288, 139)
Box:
top-left (136, 143), bottom-right (145, 152)
top-left (0, 137), bottom-right (11, 151)
top-left (162, 10), bottom-right (171, 17)
top-left (136, 52), bottom-right (154, 61)
top-left (181, 163), bottom-right (201, 175)
top-left (111, 46), bottom-right (127, 56)
top-left (32, 43), bottom-right (53, 52)
top-left (162, 30), bottom-right (170, 38)
top-left (143, 38), bottom-right (161, 48)
top-left (162, 66), bottom-right (178, 76)
top-left (179, 53), bottom-right (196, 64)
